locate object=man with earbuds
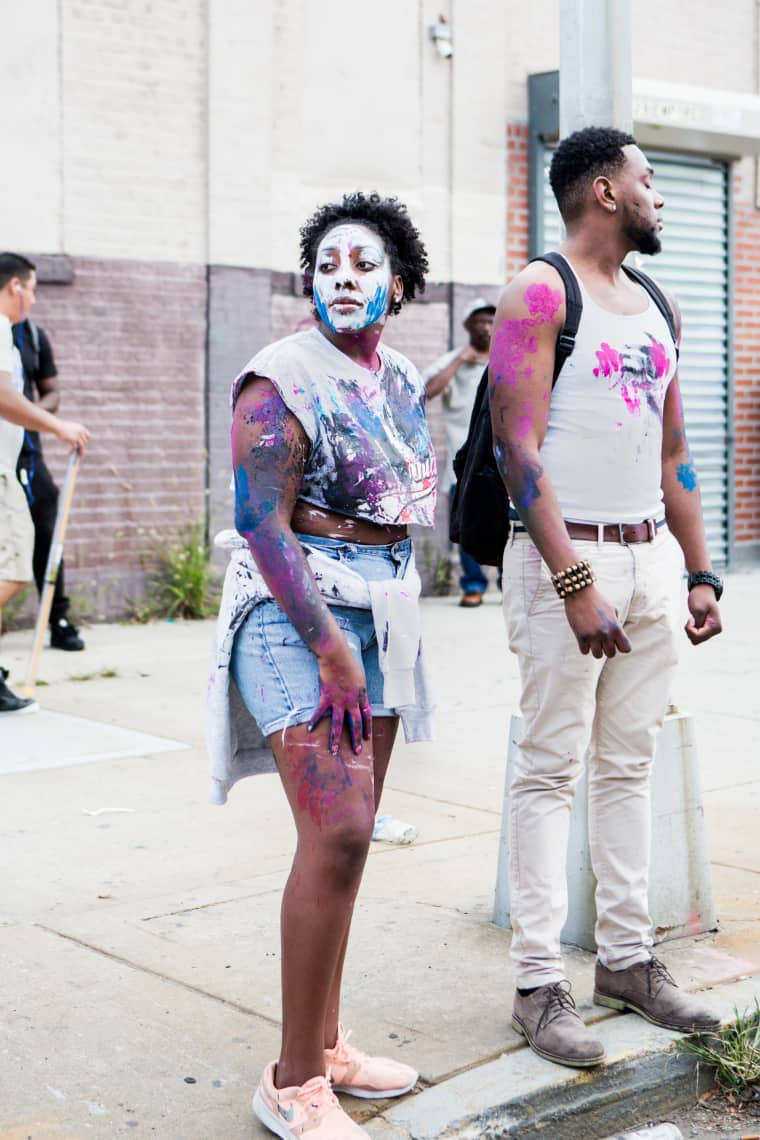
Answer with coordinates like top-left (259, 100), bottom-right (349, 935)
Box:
top-left (0, 252), bottom-right (89, 713)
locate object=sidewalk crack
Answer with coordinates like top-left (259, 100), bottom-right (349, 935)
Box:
top-left (35, 923), bottom-right (281, 1028)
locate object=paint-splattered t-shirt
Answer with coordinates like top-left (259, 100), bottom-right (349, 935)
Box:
top-left (542, 264), bottom-right (678, 524)
top-left (233, 328), bottom-right (437, 528)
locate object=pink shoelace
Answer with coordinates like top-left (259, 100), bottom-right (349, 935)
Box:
top-left (293, 1074), bottom-right (340, 1111)
top-left (327, 1027), bottom-right (366, 1068)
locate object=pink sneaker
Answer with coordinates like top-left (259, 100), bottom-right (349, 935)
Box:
top-left (325, 1024), bottom-right (418, 1099)
top-left (253, 1061), bottom-right (369, 1138)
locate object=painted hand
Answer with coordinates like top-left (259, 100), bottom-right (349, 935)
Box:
top-left (685, 586), bottom-right (722, 645)
top-left (564, 586), bottom-right (632, 658)
top-left (308, 646), bottom-right (373, 755)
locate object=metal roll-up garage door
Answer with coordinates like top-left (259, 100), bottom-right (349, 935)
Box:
top-left (540, 149), bottom-right (730, 566)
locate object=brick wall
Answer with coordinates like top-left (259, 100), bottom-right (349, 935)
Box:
top-left (506, 123), bottom-right (530, 282)
top-left (731, 165), bottom-right (760, 558)
top-left (30, 257), bottom-right (207, 618)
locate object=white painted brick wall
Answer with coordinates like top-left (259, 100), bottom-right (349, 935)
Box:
top-left (0, 0), bottom-right (62, 252)
top-left (60, 0), bottom-right (207, 262)
top-left (1, 0), bottom-right (758, 277)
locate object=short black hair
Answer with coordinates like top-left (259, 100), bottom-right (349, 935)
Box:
top-left (299, 192), bottom-right (428, 316)
top-left (549, 127), bottom-right (637, 223)
top-left (0, 252), bottom-right (36, 290)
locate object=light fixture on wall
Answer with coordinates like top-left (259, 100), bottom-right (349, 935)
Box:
top-left (430, 15), bottom-right (453, 59)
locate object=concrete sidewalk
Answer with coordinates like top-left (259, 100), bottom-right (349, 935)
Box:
top-left (0, 572), bottom-right (758, 1139)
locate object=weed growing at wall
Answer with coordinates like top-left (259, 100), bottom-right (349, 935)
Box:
top-left (131, 524), bottom-right (220, 622)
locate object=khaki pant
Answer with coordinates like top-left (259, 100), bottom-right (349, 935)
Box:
top-left (0, 470), bottom-right (34, 584)
top-left (502, 525), bottom-right (683, 987)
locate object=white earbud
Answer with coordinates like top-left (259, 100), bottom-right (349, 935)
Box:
top-left (12, 283), bottom-right (22, 293)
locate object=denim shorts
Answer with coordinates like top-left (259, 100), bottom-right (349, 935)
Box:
top-left (230, 533), bottom-right (412, 737)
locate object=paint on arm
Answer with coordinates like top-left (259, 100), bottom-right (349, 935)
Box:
top-left (232, 377), bottom-right (338, 655)
top-left (661, 376), bottom-right (699, 493)
top-left (489, 280), bottom-right (561, 520)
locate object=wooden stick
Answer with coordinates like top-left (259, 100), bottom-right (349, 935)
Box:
top-left (19, 449), bottom-right (81, 697)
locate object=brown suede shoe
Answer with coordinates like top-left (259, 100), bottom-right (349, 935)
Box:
top-left (459, 592), bottom-right (483, 607)
top-left (512, 981), bottom-right (606, 1068)
top-left (594, 957), bottom-right (721, 1032)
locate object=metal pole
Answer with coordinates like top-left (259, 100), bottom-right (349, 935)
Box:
top-left (560, 0), bottom-right (633, 137)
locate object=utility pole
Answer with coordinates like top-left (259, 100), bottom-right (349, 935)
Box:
top-left (559, 0), bottom-right (632, 137)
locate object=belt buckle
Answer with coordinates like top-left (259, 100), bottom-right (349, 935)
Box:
top-left (617, 522), bottom-right (629, 546)
top-left (646, 518), bottom-right (656, 542)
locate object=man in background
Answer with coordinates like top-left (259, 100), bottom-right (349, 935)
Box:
top-left (0, 252), bottom-right (89, 714)
top-left (14, 317), bottom-right (85, 650)
top-left (424, 298), bottom-right (496, 607)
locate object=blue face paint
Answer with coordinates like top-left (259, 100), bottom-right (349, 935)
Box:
top-left (313, 288), bottom-right (333, 331)
top-left (313, 281), bottom-right (388, 333)
top-left (676, 462), bottom-right (698, 492)
top-left (312, 223), bottom-right (392, 334)
top-left (364, 282), bottom-right (389, 326)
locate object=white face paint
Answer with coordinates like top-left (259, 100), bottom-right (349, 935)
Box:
top-left (313, 223), bottom-right (393, 333)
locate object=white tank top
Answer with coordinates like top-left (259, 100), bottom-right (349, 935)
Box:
top-left (541, 264), bottom-right (678, 524)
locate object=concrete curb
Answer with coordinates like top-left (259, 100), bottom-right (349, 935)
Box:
top-left (365, 976), bottom-right (758, 1139)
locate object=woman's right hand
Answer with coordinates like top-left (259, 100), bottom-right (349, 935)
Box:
top-left (308, 643), bottom-right (373, 755)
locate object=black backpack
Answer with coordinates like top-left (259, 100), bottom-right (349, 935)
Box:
top-left (448, 252), bottom-right (678, 567)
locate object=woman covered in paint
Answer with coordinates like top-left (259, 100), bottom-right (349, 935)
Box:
top-left (222, 193), bottom-right (435, 1138)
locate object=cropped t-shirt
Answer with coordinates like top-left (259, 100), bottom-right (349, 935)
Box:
top-left (232, 328), bottom-right (437, 528)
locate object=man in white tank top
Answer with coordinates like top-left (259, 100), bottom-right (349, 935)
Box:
top-left (489, 127), bottom-right (723, 1068)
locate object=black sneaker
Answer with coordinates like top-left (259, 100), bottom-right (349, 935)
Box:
top-left (0, 668), bottom-right (38, 715)
top-left (50, 619), bottom-right (85, 651)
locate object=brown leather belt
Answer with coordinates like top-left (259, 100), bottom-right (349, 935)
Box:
top-left (512, 518), bottom-right (664, 544)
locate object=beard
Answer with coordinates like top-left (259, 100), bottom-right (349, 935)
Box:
top-left (621, 209), bottom-right (662, 256)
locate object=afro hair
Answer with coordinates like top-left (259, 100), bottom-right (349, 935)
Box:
top-left (299, 191), bottom-right (428, 316)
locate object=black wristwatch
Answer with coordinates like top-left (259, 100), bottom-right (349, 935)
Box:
top-left (687, 570), bottom-right (723, 601)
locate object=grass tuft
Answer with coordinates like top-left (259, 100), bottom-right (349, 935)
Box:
top-left (130, 524), bottom-right (220, 622)
top-left (682, 1000), bottom-right (760, 1096)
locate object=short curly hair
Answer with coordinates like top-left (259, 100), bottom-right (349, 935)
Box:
top-left (549, 126), bottom-right (637, 223)
top-left (299, 192), bottom-right (428, 316)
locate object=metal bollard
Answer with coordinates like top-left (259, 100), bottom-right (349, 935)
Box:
top-left (600, 1125), bottom-right (683, 1140)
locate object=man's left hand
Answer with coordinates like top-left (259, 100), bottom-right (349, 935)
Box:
top-left (684, 585), bottom-right (722, 645)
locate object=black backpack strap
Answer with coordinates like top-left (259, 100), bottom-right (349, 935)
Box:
top-left (530, 251), bottom-right (583, 384)
top-left (621, 265), bottom-right (680, 360)
top-left (22, 318), bottom-right (41, 374)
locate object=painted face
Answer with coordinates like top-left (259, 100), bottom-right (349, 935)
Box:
top-left (313, 223), bottom-right (393, 333)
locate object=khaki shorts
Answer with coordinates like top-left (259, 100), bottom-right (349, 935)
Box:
top-left (0, 471), bottom-right (34, 583)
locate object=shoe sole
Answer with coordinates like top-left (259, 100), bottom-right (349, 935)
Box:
top-left (593, 990), bottom-right (721, 1033)
top-left (331, 1074), bottom-right (418, 1099)
top-left (511, 1016), bottom-right (605, 1068)
top-left (0, 701), bottom-right (39, 716)
top-left (252, 1088), bottom-right (296, 1139)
